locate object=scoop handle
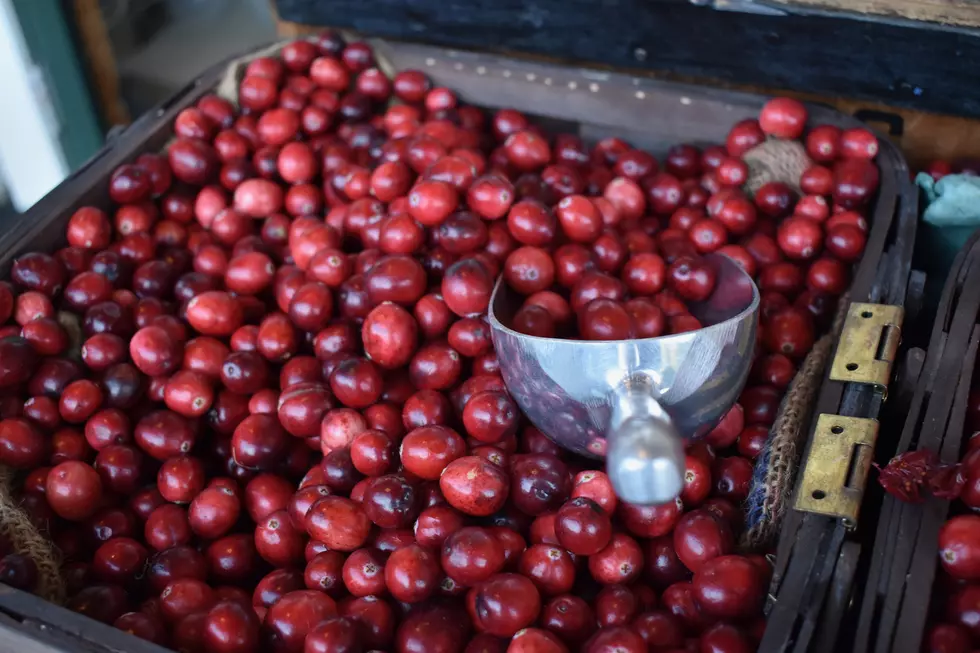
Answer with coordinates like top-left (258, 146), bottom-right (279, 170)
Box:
top-left (606, 380), bottom-right (685, 505)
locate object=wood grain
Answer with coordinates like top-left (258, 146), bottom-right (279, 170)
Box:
top-left (771, 0), bottom-right (980, 28)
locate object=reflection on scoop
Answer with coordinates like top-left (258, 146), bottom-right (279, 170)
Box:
top-left (488, 253), bottom-right (760, 504)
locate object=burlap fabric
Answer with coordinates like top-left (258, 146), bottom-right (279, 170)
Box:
top-left (0, 466), bottom-right (64, 603)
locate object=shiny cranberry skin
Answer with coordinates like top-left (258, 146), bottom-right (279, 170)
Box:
top-left (508, 454), bottom-right (570, 516)
top-left (551, 497), bottom-right (610, 555)
top-left (382, 542), bottom-right (439, 604)
top-left (436, 526), bottom-right (503, 587)
top-left (667, 256), bottom-right (716, 302)
top-left (361, 474), bottom-right (419, 528)
top-left (253, 568), bottom-right (305, 611)
top-left (825, 224), bottom-right (867, 261)
top-left (440, 455), bottom-right (510, 516)
top-left (188, 484), bottom-right (240, 539)
top-left (940, 515), bottom-right (980, 580)
top-left (588, 533), bottom-right (643, 585)
top-left (759, 97), bottom-right (807, 139)
top-left (765, 308), bottom-right (815, 359)
top-left (202, 600), bottom-right (260, 653)
top-left (253, 509), bottom-right (304, 567)
top-left (515, 543), bottom-right (574, 597)
top-left (304, 616), bottom-right (362, 653)
top-left (833, 158), bottom-right (879, 208)
top-left (306, 496), bottom-right (371, 551)
top-left (400, 425), bottom-right (467, 480)
top-left (302, 549), bottom-right (345, 597)
top-left (413, 504), bottom-right (463, 549)
top-left (673, 509), bottom-right (734, 572)
top-left (700, 623), bottom-right (754, 653)
top-left (276, 382), bottom-right (333, 439)
top-left (92, 536), bottom-right (148, 585)
top-left (264, 589), bottom-right (337, 653)
top-left (157, 455), bottom-right (205, 503)
top-left (691, 554), bottom-right (765, 620)
top-left (0, 418), bottom-right (47, 468)
top-left (0, 336), bottom-right (39, 389)
top-left (442, 258), bottom-right (494, 317)
top-left (329, 357), bottom-right (383, 409)
top-left (46, 460), bottom-right (102, 521)
top-left (467, 573), bottom-right (541, 637)
top-left (361, 302), bottom-right (418, 369)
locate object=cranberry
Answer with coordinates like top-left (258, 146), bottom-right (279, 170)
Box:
top-left (361, 474), bottom-right (419, 528)
top-left (467, 573), bottom-right (541, 637)
top-left (383, 542), bottom-right (440, 603)
top-left (759, 97), bottom-right (807, 139)
top-left (589, 533), bottom-right (643, 585)
top-left (765, 308), bottom-right (815, 359)
top-left (825, 224), bottom-right (867, 261)
top-left (203, 600), bottom-right (260, 653)
top-left (46, 461), bottom-right (103, 521)
top-left (427, 448), bottom-right (501, 507)
top-left (693, 555), bottom-right (765, 618)
top-left (306, 496), bottom-right (371, 551)
top-left (674, 509), bottom-right (734, 572)
top-left (305, 616), bottom-right (362, 653)
top-left (940, 515), bottom-right (980, 580)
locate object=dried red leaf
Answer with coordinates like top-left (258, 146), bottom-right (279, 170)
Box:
top-left (876, 449), bottom-right (941, 503)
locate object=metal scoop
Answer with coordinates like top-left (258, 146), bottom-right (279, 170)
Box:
top-left (488, 253), bottom-right (760, 506)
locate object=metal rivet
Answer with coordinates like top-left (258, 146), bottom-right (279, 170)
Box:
top-left (526, 73), bottom-right (536, 81)
top-left (503, 70), bottom-right (512, 78)
top-left (568, 81), bottom-right (577, 90)
top-left (635, 91), bottom-right (646, 99)
top-left (476, 66), bottom-right (486, 75)
top-left (680, 97), bottom-right (692, 105)
top-left (544, 78), bottom-right (553, 86)
top-left (589, 83), bottom-right (600, 92)
top-left (634, 47), bottom-right (648, 62)
top-left (453, 63), bottom-right (464, 71)
top-left (425, 58), bottom-right (436, 67)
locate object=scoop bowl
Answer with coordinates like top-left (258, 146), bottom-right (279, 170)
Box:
top-left (488, 253), bottom-right (760, 505)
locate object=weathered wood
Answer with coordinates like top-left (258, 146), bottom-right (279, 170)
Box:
top-left (770, 0), bottom-right (980, 28)
top-left (275, 0), bottom-right (980, 118)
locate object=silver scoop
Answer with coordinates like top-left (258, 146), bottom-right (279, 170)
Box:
top-left (488, 253), bottom-right (760, 506)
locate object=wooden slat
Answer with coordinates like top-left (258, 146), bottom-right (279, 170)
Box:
top-left (770, 0), bottom-right (980, 28)
top-left (69, 0), bottom-right (130, 127)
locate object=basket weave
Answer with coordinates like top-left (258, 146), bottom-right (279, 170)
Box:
top-left (742, 295), bottom-right (850, 551)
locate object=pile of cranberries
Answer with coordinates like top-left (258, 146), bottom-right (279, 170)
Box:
top-left (0, 31), bottom-right (878, 653)
top-left (919, 388), bottom-right (980, 653)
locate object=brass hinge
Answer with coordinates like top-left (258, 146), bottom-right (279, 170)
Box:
top-left (829, 303), bottom-right (904, 395)
top-left (794, 414), bottom-right (879, 528)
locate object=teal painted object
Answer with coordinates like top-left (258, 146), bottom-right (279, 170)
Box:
top-left (913, 173), bottom-right (980, 314)
top-left (10, 0), bottom-right (104, 171)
